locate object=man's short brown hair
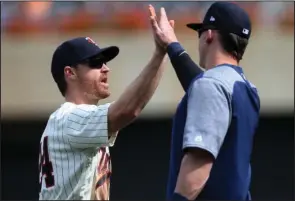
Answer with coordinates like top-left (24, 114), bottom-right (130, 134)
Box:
top-left (218, 32), bottom-right (249, 62)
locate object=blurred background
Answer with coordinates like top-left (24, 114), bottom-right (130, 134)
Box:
top-left (1, 1), bottom-right (294, 200)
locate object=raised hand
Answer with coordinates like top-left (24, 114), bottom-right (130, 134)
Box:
top-left (148, 5), bottom-right (178, 50)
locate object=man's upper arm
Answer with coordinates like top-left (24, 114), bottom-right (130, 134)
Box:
top-left (65, 103), bottom-right (117, 149)
top-left (183, 77), bottom-right (231, 158)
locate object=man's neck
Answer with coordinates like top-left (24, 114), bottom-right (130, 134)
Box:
top-left (65, 91), bottom-right (99, 105)
top-left (205, 55), bottom-right (238, 70)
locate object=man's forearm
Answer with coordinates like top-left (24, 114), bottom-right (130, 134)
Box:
top-left (167, 42), bottom-right (204, 92)
top-left (113, 49), bottom-right (166, 117)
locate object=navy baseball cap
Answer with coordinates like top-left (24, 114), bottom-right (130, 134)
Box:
top-left (51, 37), bottom-right (119, 83)
top-left (187, 2), bottom-right (252, 39)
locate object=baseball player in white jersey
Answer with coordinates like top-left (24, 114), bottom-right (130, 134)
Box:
top-left (39, 7), bottom-right (175, 200)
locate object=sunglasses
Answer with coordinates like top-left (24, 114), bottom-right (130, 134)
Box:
top-left (79, 56), bottom-right (106, 69)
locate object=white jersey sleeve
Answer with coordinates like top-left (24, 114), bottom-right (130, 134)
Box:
top-left (65, 103), bottom-right (117, 149)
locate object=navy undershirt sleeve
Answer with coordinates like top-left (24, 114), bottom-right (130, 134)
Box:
top-left (167, 42), bottom-right (204, 92)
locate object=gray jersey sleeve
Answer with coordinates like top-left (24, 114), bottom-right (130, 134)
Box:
top-left (183, 77), bottom-right (231, 158)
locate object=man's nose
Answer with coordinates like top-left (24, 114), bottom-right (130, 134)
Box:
top-left (101, 64), bottom-right (110, 72)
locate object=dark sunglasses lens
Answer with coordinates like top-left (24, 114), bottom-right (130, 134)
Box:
top-left (88, 59), bottom-right (104, 68)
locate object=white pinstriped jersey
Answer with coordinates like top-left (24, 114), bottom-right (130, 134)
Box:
top-left (39, 102), bottom-right (118, 200)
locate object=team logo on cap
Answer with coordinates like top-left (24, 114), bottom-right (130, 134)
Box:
top-left (85, 37), bottom-right (98, 46)
top-left (242, 28), bottom-right (249, 35)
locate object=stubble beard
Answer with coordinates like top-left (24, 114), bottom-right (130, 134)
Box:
top-left (83, 81), bottom-right (110, 103)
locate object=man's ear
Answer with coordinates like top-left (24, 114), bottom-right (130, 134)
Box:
top-left (64, 66), bottom-right (77, 80)
top-left (205, 29), bottom-right (213, 44)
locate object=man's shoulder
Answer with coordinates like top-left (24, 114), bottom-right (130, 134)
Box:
top-left (196, 65), bottom-right (246, 95)
top-left (51, 102), bottom-right (111, 118)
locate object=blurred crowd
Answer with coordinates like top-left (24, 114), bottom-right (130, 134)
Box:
top-left (1, 2), bottom-right (294, 34)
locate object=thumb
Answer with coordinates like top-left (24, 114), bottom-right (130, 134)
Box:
top-left (169, 20), bottom-right (175, 29)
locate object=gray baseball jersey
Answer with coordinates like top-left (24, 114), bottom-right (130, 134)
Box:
top-left (39, 102), bottom-right (118, 200)
top-left (182, 65), bottom-right (258, 158)
top-left (167, 64), bottom-right (259, 200)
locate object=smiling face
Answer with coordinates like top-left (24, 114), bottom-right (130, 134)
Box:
top-left (64, 56), bottom-right (111, 101)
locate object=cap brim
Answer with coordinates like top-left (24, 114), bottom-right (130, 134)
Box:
top-left (186, 23), bottom-right (203, 31)
top-left (94, 46), bottom-right (120, 63)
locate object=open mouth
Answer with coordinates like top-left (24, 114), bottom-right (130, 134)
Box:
top-left (101, 77), bottom-right (108, 83)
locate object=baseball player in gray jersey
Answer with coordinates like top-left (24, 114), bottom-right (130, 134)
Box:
top-left (150, 3), bottom-right (259, 200)
top-left (38, 8), bottom-right (175, 200)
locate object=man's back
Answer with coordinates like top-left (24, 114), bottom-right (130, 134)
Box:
top-left (167, 64), bottom-right (260, 200)
top-left (198, 65), bottom-right (260, 199)
top-left (39, 102), bottom-right (115, 200)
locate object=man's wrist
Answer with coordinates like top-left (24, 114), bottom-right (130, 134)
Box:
top-left (152, 47), bottom-right (167, 64)
top-left (167, 42), bottom-right (185, 59)
top-left (154, 46), bottom-right (166, 56)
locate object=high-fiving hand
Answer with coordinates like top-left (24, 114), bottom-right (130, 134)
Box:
top-left (148, 5), bottom-right (179, 51)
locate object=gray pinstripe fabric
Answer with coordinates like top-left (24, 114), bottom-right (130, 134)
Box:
top-left (39, 102), bottom-right (117, 200)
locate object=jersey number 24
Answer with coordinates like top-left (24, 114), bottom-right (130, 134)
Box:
top-left (39, 136), bottom-right (55, 189)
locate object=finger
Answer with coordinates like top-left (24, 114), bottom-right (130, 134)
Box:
top-left (160, 7), bottom-right (168, 21)
top-left (169, 20), bottom-right (175, 29)
top-left (150, 15), bottom-right (161, 32)
top-left (149, 4), bottom-right (156, 18)
top-left (149, 5), bottom-right (161, 32)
